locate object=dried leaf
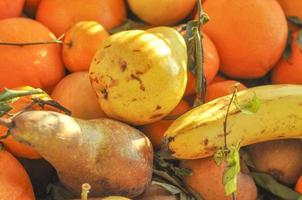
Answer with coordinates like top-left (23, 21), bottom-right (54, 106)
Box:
top-left (284, 30), bottom-right (294, 60)
top-left (252, 172), bottom-right (302, 200)
top-left (297, 30), bottom-right (302, 51)
top-left (287, 16), bottom-right (302, 27)
top-left (46, 182), bottom-right (74, 200)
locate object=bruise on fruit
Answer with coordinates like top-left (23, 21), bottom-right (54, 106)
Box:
top-left (89, 75), bottom-right (99, 84)
top-left (101, 89), bottom-right (109, 100)
top-left (119, 58), bottom-right (127, 72)
top-left (229, 110), bottom-right (241, 116)
top-left (104, 44), bottom-right (112, 48)
top-left (155, 105), bottom-right (162, 110)
top-left (132, 98), bottom-right (137, 102)
top-left (203, 138), bottom-right (209, 146)
top-left (260, 129), bottom-right (266, 134)
top-left (133, 49), bottom-right (141, 52)
top-left (93, 58), bottom-right (101, 64)
top-left (150, 113), bottom-right (163, 119)
top-left (130, 74), bottom-right (145, 91)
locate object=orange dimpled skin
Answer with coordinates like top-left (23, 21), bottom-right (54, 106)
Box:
top-left (0, 18), bottom-right (65, 92)
top-left (202, 0), bottom-right (288, 79)
top-left (295, 176), bottom-right (302, 194)
top-left (0, 150), bottom-right (35, 200)
top-left (272, 32), bottom-right (302, 84)
top-left (0, 0), bottom-right (25, 20)
top-left (36, 0), bottom-right (126, 37)
top-left (205, 80), bottom-right (246, 102)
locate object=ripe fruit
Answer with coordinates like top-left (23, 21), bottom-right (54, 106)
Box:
top-left (211, 75), bottom-right (227, 83)
top-left (0, 150), bottom-right (35, 200)
top-left (272, 31), bottom-right (302, 84)
top-left (128, 0), bottom-right (196, 25)
top-left (184, 33), bottom-right (220, 97)
top-left (9, 110), bottom-right (153, 197)
top-left (295, 176), bottom-right (302, 194)
top-left (24, 0), bottom-right (41, 17)
top-left (205, 80), bottom-right (246, 102)
top-left (142, 100), bottom-right (191, 149)
top-left (0, 18), bottom-right (64, 92)
top-left (245, 139), bottom-right (302, 185)
top-left (276, 0), bottom-right (302, 30)
top-left (0, 0), bottom-right (25, 20)
top-left (51, 71), bottom-right (106, 119)
top-left (62, 21), bottom-right (109, 72)
top-left (36, 0), bottom-right (126, 37)
top-left (203, 0), bottom-right (288, 79)
top-left (0, 86), bottom-right (53, 159)
top-left (164, 85), bottom-right (302, 159)
top-left (90, 27), bottom-right (187, 125)
top-left (181, 157), bottom-right (257, 200)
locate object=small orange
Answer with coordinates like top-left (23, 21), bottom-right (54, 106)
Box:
top-left (0, 17), bottom-right (65, 92)
top-left (202, 0), bottom-right (288, 79)
top-left (272, 31), bottom-right (302, 84)
top-left (276, 0), bottom-right (302, 30)
top-left (205, 80), bottom-right (246, 102)
top-left (184, 33), bottom-right (220, 97)
top-left (142, 100), bottom-right (191, 149)
top-left (36, 0), bottom-right (126, 37)
top-left (0, 86), bottom-right (53, 159)
top-left (0, 0), bottom-right (25, 20)
top-left (62, 21), bottom-right (109, 72)
top-left (51, 71), bottom-right (106, 119)
top-left (295, 176), bottom-right (302, 194)
top-left (128, 0), bottom-right (196, 25)
top-left (0, 150), bottom-right (35, 200)
top-left (24, 0), bottom-right (41, 17)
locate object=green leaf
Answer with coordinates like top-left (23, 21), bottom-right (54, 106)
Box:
top-left (0, 88), bottom-right (44, 103)
top-left (287, 16), bottom-right (302, 27)
top-left (235, 92), bottom-right (260, 115)
top-left (297, 30), bottom-right (302, 51)
top-left (252, 172), bottom-right (302, 200)
top-left (0, 103), bottom-right (12, 117)
top-left (46, 182), bottom-right (74, 200)
top-left (284, 30), bottom-right (294, 60)
top-left (213, 148), bottom-right (226, 166)
top-left (223, 143), bottom-right (241, 196)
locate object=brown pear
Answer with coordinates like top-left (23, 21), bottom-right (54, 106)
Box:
top-left (9, 111), bottom-right (153, 198)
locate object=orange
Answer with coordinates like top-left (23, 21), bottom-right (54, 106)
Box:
top-left (272, 31), bottom-right (302, 84)
top-left (36, 0), bottom-right (126, 37)
top-left (184, 33), bottom-right (220, 97)
top-left (276, 0), bottom-right (302, 30)
top-left (0, 150), bottom-right (35, 200)
top-left (0, 0), bottom-right (25, 20)
top-left (0, 86), bottom-right (55, 159)
top-left (51, 71), bottom-right (106, 119)
top-left (128, 0), bottom-right (196, 25)
top-left (295, 176), bottom-right (302, 194)
top-left (62, 21), bottom-right (109, 72)
top-left (202, 0), bottom-right (288, 79)
top-left (205, 80), bottom-right (246, 102)
top-left (0, 18), bottom-right (65, 92)
top-left (141, 100), bottom-right (191, 149)
top-left (24, 0), bottom-right (41, 17)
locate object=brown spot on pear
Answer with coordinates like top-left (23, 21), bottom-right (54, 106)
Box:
top-left (10, 111), bottom-right (153, 198)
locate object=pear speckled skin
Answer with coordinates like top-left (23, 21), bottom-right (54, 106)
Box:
top-left (10, 110), bottom-right (153, 198)
top-left (89, 27), bottom-right (187, 126)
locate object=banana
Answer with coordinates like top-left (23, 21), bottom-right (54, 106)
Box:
top-left (164, 84), bottom-right (302, 159)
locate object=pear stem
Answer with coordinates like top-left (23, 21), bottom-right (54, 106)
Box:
top-left (81, 183), bottom-right (91, 200)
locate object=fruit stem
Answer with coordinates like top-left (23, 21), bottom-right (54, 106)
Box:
top-left (81, 183), bottom-right (91, 200)
top-left (193, 0), bottom-right (208, 107)
top-left (0, 40), bottom-right (69, 46)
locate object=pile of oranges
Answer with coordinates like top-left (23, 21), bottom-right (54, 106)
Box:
top-left (0, 0), bottom-right (302, 199)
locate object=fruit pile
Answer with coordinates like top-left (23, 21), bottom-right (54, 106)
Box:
top-left (0, 0), bottom-right (301, 200)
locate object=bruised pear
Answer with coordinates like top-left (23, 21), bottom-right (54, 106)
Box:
top-left (9, 111), bottom-right (153, 198)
